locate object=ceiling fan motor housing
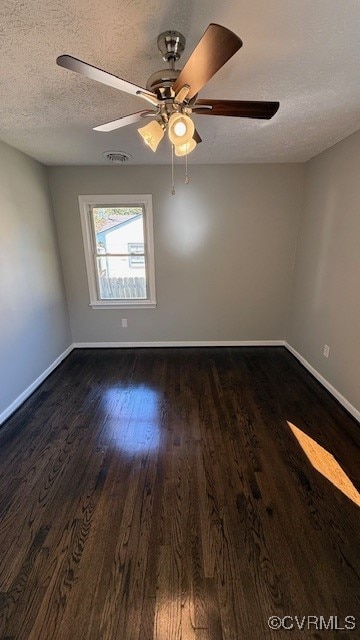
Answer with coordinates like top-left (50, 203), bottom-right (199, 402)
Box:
top-left (146, 68), bottom-right (180, 98)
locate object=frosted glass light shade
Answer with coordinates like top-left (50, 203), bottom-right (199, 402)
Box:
top-left (138, 120), bottom-right (164, 152)
top-left (168, 113), bottom-right (195, 146)
top-left (174, 138), bottom-right (197, 156)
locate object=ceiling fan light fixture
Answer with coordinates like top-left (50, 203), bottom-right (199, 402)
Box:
top-left (138, 119), bottom-right (164, 152)
top-left (168, 113), bottom-right (195, 146)
top-left (174, 138), bottom-right (197, 156)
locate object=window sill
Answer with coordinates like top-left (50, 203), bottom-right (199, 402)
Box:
top-left (89, 302), bottom-right (156, 310)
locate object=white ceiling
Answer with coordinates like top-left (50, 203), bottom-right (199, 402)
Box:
top-left (1, 0), bottom-right (360, 165)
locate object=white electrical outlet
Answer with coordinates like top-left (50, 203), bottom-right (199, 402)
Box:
top-left (323, 344), bottom-right (330, 358)
top-left (121, 318), bottom-right (128, 328)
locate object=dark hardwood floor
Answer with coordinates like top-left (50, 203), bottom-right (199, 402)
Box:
top-left (0, 347), bottom-right (359, 639)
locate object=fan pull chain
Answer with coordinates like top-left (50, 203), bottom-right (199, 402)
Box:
top-left (171, 144), bottom-right (175, 195)
top-left (185, 151), bottom-right (189, 184)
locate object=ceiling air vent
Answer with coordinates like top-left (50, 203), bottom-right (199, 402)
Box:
top-left (102, 151), bottom-right (132, 163)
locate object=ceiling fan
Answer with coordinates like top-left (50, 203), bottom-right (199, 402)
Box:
top-left (57, 23), bottom-right (279, 157)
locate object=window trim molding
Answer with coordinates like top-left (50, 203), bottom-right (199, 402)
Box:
top-left (78, 194), bottom-right (156, 309)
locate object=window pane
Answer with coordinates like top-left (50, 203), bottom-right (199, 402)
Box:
top-left (93, 206), bottom-right (144, 255)
top-left (96, 256), bottom-right (147, 300)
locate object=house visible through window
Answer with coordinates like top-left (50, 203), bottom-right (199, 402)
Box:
top-left (128, 242), bottom-right (145, 268)
top-left (78, 195), bottom-right (156, 308)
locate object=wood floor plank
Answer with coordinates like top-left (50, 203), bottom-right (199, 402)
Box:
top-left (0, 346), bottom-right (359, 639)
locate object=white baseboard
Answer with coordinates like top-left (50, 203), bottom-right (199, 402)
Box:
top-left (0, 344), bottom-right (74, 425)
top-left (73, 340), bottom-right (285, 348)
top-left (285, 342), bottom-right (360, 423)
top-left (2, 340), bottom-right (358, 426)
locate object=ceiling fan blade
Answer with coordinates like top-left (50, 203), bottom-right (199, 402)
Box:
top-left (193, 129), bottom-right (202, 144)
top-left (172, 24), bottom-right (242, 100)
top-left (93, 110), bottom-right (157, 132)
top-left (56, 55), bottom-right (158, 101)
top-left (193, 99), bottom-right (280, 119)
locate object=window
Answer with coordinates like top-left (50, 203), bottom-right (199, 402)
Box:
top-left (78, 195), bottom-right (156, 308)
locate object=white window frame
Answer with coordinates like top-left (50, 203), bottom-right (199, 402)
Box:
top-left (78, 194), bottom-right (156, 309)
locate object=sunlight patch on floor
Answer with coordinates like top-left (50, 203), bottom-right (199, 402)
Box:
top-left (287, 422), bottom-right (360, 507)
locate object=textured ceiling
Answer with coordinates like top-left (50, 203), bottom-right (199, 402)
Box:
top-left (1, 0), bottom-right (360, 165)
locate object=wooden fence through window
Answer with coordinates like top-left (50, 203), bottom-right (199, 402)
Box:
top-left (99, 276), bottom-right (146, 299)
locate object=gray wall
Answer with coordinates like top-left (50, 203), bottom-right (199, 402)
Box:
top-left (0, 140), bottom-right (71, 418)
top-left (287, 130), bottom-right (360, 412)
top-left (48, 164), bottom-right (304, 343)
top-left (2, 138), bottom-right (359, 419)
